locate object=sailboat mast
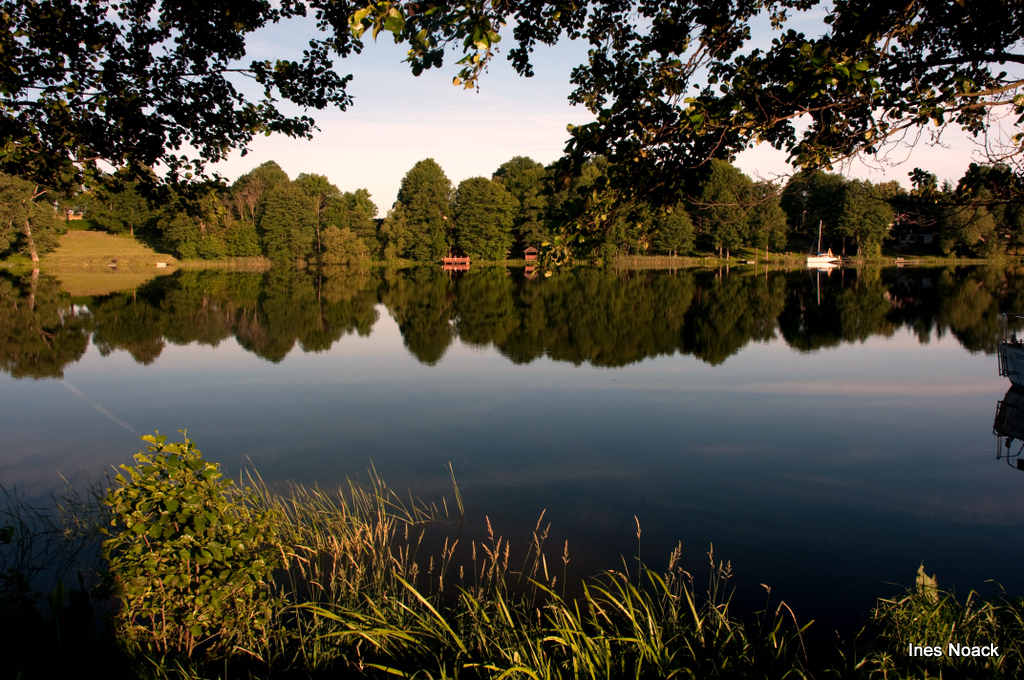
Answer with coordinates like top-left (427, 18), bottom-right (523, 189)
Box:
top-left (817, 220), bottom-right (823, 253)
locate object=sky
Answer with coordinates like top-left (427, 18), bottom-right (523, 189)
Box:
top-left (205, 13), bottom-right (1009, 216)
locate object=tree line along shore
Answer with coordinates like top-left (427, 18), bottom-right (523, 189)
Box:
top-left (4, 157), bottom-right (1024, 270)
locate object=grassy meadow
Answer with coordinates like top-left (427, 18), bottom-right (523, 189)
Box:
top-left (29, 231), bottom-right (178, 296)
top-left (42, 230), bottom-right (178, 269)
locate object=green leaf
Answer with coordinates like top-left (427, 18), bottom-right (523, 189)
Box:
top-left (384, 7), bottom-right (405, 35)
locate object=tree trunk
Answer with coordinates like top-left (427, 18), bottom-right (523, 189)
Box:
top-left (29, 267), bottom-right (39, 311)
top-left (22, 213), bottom-right (39, 263)
top-left (314, 198), bottom-right (324, 253)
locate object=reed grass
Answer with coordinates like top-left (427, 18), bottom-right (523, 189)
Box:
top-left (840, 565), bottom-right (1024, 680)
top-left (175, 257), bottom-right (272, 270)
top-left (226, 472), bottom-right (812, 679)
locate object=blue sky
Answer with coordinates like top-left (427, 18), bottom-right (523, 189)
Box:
top-left (207, 15), bottom-right (1002, 216)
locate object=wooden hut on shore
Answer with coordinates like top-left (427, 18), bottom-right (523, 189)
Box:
top-left (441, 255), bottom-right (470, 271)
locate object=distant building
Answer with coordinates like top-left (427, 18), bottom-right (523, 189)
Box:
top-left (897, 232), bottom-right (934, 247)
top-left (523, 246), bottom-right (539, 261)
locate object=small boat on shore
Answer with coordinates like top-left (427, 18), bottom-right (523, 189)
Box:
top-left (806, 251), bottom-right (839, 266)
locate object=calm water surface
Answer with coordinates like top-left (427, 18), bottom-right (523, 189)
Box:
top-left (2, 265), bottom-right (1023, 632)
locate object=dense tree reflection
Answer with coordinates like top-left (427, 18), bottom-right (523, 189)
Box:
top-left (936, 266), bottom-right (1008, 353)
top-left (2, 264), bottom-right (1022, 378)
top-left (0, 271), bottom-right (90, 378)
top-left (687, 271), bottom-right (785, 365)
top-left (380, 268), bottom-right (456, 365)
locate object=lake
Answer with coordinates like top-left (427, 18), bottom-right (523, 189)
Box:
top-left (2, 264), bottom-right (1023, 635)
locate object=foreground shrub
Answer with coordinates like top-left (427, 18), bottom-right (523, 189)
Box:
top-left (101, 432), bottom-right (282, 658)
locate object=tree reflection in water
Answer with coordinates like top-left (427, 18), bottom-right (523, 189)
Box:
top-left (1, 264), bottom-right (1020, 377)
top-left (0, 271), bottom-right (90, 378)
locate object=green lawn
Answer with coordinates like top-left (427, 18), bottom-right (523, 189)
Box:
top-left (42, 230), bottom-right (177, 267)
top-left (40, 231), bottom-right (178, 296)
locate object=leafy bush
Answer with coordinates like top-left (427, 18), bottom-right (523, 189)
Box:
top-left (101, 432), bottom-right (282, 658)
top-left (320, 225), bottom-right (370, 265)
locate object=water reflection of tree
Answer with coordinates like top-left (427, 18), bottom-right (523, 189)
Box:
top-left (495, 270), bottom-right (696, 367)
top-left (834, 268), bottom-right (898, 343)
top-left (685, 270), bottom-right (786, 365)
top-left (455, 269), bottom-right (518, 348)
top-left (0, 271), bottom-right (90, 378)
top-left (245, 268), bottom-right (378, 360)
top-left (777, 268), bottom-right (897, 352)
top-left (13, 264), bottom-right (1024, 376)
top-left (301, 267), bottom-right (378, 353)
top-left (380, 268), bottom-right (455, 365)
top-left (882, 268), bottom-right (944, 345)
top-left (86, 268), bottom-right (378, 365)
top-left (89, 271), bottom-right (263, 364)
top-left (162, 271), bottom-right (261, 348)
top-left (937, 266), bottom-right (1008, 354)
top-left (91, 290), bottom-right (167, 365)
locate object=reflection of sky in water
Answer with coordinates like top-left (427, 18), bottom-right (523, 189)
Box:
top-left (2, 307), bottom-right (1022, 632)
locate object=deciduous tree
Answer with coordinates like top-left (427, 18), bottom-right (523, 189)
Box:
top-left (321, 226), bottom-right (370, 265)
top-left (838, 180), bottom-right (899, 257)
top-left (259, 183), bottom-right (316, 263)
top-left (782, 171), bottom-right (847, 249)
top-left (453, 177), bottom-right (517, 260)
top-left (386, 159), bottom-right (453, 261)
top-left (693, 160), bottom-right (751, 259)
top-left (748, 183), bottom-right (788, 259)
top-left (358, 1), bottom-right (1024, 256)
top-left (324, 189), bottom-right (380, 254)
top-left (82, 173), bottom-right (154, 237)
top-left (231, 162), bottom-right (291, 230)
top-left (295, 173), bottom-right (342, 254)
top-left (493, 157), bottom-right (550, 250)
top-left (652, 205), bottom-right (695, 257)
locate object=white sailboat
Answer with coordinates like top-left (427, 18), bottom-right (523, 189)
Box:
top-left (806, 221), bottom-right (840, 266)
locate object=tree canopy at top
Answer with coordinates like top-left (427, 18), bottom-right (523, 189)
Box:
top-left (4, 0), bottom-right (1022, 205)
top-left (0, 0), bottom-right (356, 190)
top-left (362, 0), bottom-right (1024, 198)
